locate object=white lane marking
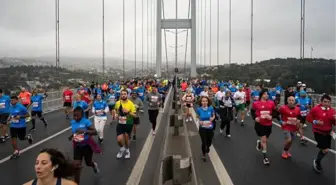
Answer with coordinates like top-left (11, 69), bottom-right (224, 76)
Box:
top-left (190, 109), bottom-right (234, 185)
top-left (0, 115), bottom-right (94, 165)
top-left (272, 121), bottom-right (336, 155)
top-left (126, 87), bottom-right (172, 185)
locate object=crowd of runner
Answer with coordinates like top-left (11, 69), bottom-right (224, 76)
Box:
top-left (180, 79), bottom-right (335, 173)
top-left (0, 77), bottom-right (334, 184)
top-left (0, 78), bottom-right (169, 185)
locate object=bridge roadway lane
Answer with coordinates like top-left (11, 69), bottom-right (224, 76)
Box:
top-left (0, 104), bottom-right (160, 185)
top-left (0, 109), bottom-right (70, 159)
top-left (211, 115), bottom-right (335, 185)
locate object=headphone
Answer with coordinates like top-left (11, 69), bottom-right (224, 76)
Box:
top-left (51, 165), bottom-right (59, 172)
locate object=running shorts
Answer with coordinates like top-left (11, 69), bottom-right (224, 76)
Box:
top-left (108, 104), bottom-right (115, 111)
top-left (116, 124), bottom-right (133, 136)
top-left (283, 130), bottom-right (296, 140)
top-left (300, 116), bottom-right (306, 124)
top-left (0, 113), bottom-right (9, 124)
top-left (73, 144), bottom-right (93, 163)
top-left (133, 117), bottom-right (140, 125)
top-left (254, 122), bottom-right (272, 138)
top-left (10, 127), bottom-right (26, 140)
top-left (31, 111), bottom-right (42, 118)
top-left (63, 102), bottom-right (72, 108)
top-left (314, 132), bottom-right (331, 150)
top-left (236, 104), bottom-right (245, 111)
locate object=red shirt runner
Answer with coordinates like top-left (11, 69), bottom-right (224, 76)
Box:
top-left (63, 90), bottom-right (73, 103)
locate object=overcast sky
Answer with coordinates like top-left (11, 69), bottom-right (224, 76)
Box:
top-left (0, 0), bottom-right (335, 66)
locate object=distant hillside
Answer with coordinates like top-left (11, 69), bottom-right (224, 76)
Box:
top-left (0, 65), bottom-right (104, 94)
top-left (198, 58), bottom-right (335, 94)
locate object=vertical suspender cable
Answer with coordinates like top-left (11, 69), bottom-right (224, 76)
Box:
top-left (203, 0), bottom-right (206, 67)
top-left (250, 0), bottom-right (253, 65)
top-left (55, 0), bottom-right (58, 69)
top-left (200, 0), bottom-right (203, 67)
top-left (102, 0), bottom-right (105, 76)
top-left (142, 0), bottom-right (144, 76)
top-left (123, 0), bottom-right (125, 79)
top-left (217, 0), bottom-right (219, 66)
top-left (229, 0), bottom-right (231, 64)
top-left (175, 0), bottom-right (178, 69)
top-left (209, 0), bottom-right (212, 66)
top-left (55, 0), bottom-right (60, 73)
top-left (150, 0), bottom-right (152, 73)
top-left (135, 0), bottom-right (137, 77)
top-left (184, 0), bottom-right (191, 73)
top-left (162, 0), bottom-right (169, 77)
top-left (147, 0), bottom-right (149, 74)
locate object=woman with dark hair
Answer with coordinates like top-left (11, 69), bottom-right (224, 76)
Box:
top-left (307, 94), bottom-right (336, 173)
top-left (251, 89), bottom-right (277, 165)
top-left (196, 96), bottom-right (215, 162)
top-left (23, 148), bottom-right (77, 185)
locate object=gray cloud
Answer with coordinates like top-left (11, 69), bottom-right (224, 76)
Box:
top-left (0, 0), bottom-right (334, 66)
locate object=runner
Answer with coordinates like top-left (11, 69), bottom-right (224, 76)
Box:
top-left (130, 91), bottom-right (144, 141)
top-left (307, 94), bottom-right (336, 173)
top-left (218, 90), bottom-right (235, 137)
top-left (244, 84), bottom-right (251, 116)
top-left (251, 89), bottom-right (277, 165)
top-left (9, 96), bottom-right (33, 159)
top-left (18, 87), bottom-right (32, 122)
top-left (278, 96), bottom-right (301, 159)
top-left (73, 94), bottom-right (90, 119)
top-left (296, 90), bottom-right (311, 143)
top-left (69, 106), bottom-right (100, 184)
top-left (113, 89), bottom-right (137, 159)
top-left (234, 85), bottom-right (246, 126)
top-left (196, 96), bottom-right (215, 162)
top-left (63, 86), bottom-right (73, 120)
top-left (146, 85), bottom-right (162, 135)
top-left (92, 94), bottom-right (109, 144)
top-left (0, 89), bottom-right (10, 143)
top-left (23, 148), bottom-right (77, 185)
top-left (29, 89), bottom-right (48, 131)
top-left (182, 89), bottom-right (195, 122)
top-left (106, 89), bottom-right (118, 121)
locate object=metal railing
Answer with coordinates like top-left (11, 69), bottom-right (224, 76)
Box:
top-left (41, 88), bottom-right (77, 112)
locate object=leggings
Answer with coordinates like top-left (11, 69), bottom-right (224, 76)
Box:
top-left (148, 109), bottom-right (159, 131)
top-left (220, 117), bottom-right (231, 135)
top-left (199, 127), bottom-right (214, 155)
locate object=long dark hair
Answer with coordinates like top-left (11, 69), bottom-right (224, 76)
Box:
top-left (39, 148), bottom-right (75, 178)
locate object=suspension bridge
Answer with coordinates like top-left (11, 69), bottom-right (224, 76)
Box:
top-left (0, 0), bottom-right (335, 185)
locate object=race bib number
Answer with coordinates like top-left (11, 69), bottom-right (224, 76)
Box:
top-left (151, 96), bottom-right (158, 102)
top-left (300, 110), bottom-right (307, 116)
top-left (276, 90), bottom-right (280, 94)
top-left (73, 133), bottom-right (85, 142)
top-left (96, 110), bottom-right (104, 115)
top-left (65, 95), bottom-right (70, 100)
top-left (272, 96), bottom-right (276, 100)
top-left (0, 103), bottom-right (5, 109)
top-left (11, 118), bottom-right (19, 123)
top-left (260, 111), bottom-right (270, 119)
top-left (200, 121), bottom-right (212, 128)
top-left (254, 96), bottom-right (259, 101)
top-left (139, 92), bottom-right (144, 96)
top-left (286, 117), bottom-right (297, 125)
top-left (186, 97), bottom-right (192, 101)
top-left (32, 102), bottom-right (39, 108)
top-left (119, 116), bottom-right (127, 124)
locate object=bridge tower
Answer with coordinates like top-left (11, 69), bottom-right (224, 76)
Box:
top-left (156, 0), bottom-right (197, 78)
